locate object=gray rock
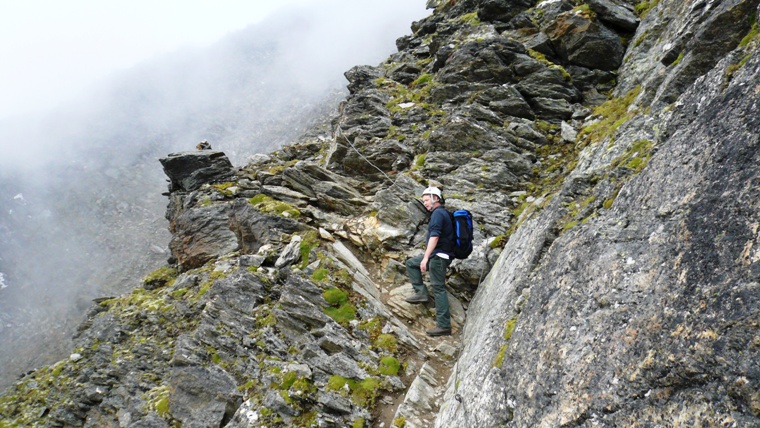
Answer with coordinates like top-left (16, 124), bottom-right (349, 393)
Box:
top-left (515, 68), bottom-right (581, 103)
top-left (545, 13), bottom-right (625, 71)
top-left (166, 202), bottom-right (238, 270)
top-left (436, 29), bottom-right (760, 428)
top-left (260, 185), bottom-right (311, 206)
top-left (437, 33), bottom-right (526, 84)
top-left (528, 97), bottom-right (574, 121)
top-left (169, 366), bottom-right (240, 428)
top-left (387, 63), bottom-right (422, 85)
top-left (282, 161), bottom-right (364, 210)
top-left (274, 235), bottom-right (303, 269)
top-left (441, 158), bottom-right (522, 191)
top-left (395, 362), bottom-right (440, 426)
top-left (159, 151), bottom-right (235, 193)
top-left (588, 0), bottom-right (640, 32)
top-left (228, 198), bottom-right (304, 255)
top-left (344, 65), bottom-right (382, 94)
top-left (560, 121), bottom-right (578, 142)
top-left (372, 174), bottom-right (428, 248)
top-left (477, 0), bottom-right (533, 23)
top-left (318, 391), bottom-right (354, 415)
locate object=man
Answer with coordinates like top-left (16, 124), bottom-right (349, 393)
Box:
top-left (405, 186), bottom-right (454, 337)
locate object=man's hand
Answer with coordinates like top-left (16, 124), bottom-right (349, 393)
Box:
top-left (420, 256), bottom-right (429, 272)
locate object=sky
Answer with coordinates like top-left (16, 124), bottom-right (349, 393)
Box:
top-left (0, 0), bottom-right (408, 120)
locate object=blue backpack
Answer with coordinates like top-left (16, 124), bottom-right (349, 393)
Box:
top-left (449, 209), bottom-right (474, 259)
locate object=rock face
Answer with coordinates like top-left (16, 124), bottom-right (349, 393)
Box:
top-left (160, 151), bottom-right (235, 192)
top-left (3, 0), bottom-right (760, 427)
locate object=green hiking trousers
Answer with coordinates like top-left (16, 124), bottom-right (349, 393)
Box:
top-left (405, 254), bottom-right (452, 329)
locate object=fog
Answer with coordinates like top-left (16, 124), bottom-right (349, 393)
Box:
top-left (0, 0), bottom-right (429, 389)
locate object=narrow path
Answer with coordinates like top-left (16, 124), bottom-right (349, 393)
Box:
top-left (368, 263), bottom-right (463, 428)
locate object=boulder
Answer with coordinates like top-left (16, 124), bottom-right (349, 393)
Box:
top-left (160, 151), bottom-right (235, 192)
top-left (515, 68), bottom-right (581, 102)
top-left (545, 13), bottom-right (626, 71)
top-left (438, 35), bottom-right (526, 84)
top-left (387, 63), bottom-right (422, 85)
top-left (282, 161), bottom-right (367, 214)
top-left (166, 201), bottom-right (238, 270)
top-left (477, 0), bottom-right (534, 23)
top-left (588, 0), bottom-right (640, 32)
top-left (169, 365), bottom-right (240, 428)
top-left (528, 97), bottom-right (574, 121)
top-left (228, 198), bottom-right (303, 255)
top-left (344, 65), bottom-right (382, 94)
top-left (372, 174), bottom-right (429, 249)
top-left (441, 158), bottom-right (522, 191)
top-left (474, 84), bottom-right (535, 119)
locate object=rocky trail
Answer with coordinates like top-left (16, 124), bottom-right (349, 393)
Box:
top-left (314, 235), bottom-right (467, 427)
top-left (3, 0), bottom-right (759, 426)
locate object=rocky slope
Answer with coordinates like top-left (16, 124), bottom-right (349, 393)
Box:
top-left (2, 0), bottom-right (759, 427)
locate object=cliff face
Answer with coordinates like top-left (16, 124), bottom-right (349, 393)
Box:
top-left (2, 0), bottom-right (759, 427)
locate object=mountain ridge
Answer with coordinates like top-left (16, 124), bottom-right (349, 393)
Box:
top-left (1, 0), bottom-right (758, 426)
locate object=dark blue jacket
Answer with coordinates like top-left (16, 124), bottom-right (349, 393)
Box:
top-left (428, 206), bottom-right (455, 257)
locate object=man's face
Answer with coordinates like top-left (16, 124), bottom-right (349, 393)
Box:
top-left (422, 194), bottom-right (435, 211)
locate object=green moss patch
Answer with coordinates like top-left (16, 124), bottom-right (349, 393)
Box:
top-left (323, 288), bottom-right (349, 306)
top-left (327, 375), bottom-right (382, 408)
top-left (379, 356), bottom-right (401, 376)
top-left (324, 303), bottom-right (357, 325)
top-left (142, 266), bottom-right (178, 289)
top-left (311, 268), bottom-right (330, 282)
top-left (494, 317), bottom-right (518, 367)
top-left (373, 334), bottom-right (398, 353)
top-left (578, 86), bottom-right (642, 146)
top-left (248, 194), bottom-right (301, 219)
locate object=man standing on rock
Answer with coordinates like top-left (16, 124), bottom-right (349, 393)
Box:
top-left (405, 186), bottom-right (454, 337)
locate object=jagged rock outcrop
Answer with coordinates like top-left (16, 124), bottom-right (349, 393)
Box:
top-left (3, 0), bottom-right (759, 427)
top-left (160, 150), bottom-right (235, 192)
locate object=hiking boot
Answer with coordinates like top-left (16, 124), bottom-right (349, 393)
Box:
top-left (405, 293), bottom-right (430, 304)
top-left (426, 326), bottom-right (452, 337)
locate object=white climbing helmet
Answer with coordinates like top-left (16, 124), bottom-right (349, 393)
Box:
top-left (422, 186), bottom-right (442, 200)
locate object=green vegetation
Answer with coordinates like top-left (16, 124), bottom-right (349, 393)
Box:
top-left (527, 49), bottom-right (571, 81)
top-left (458, 12), bottom-right (481, 27)
top-left (298, 230), bottom-right (319, 269)
top-left (323, 288), bottom-right (349, 306)
top-left (323, 288), bottom-right (357, 325)
top-left (326, 375), bottom-right (382, 408)
top-left (610, 140), bottom-right (654, 173)
top-left (353, 418), bottom-right (367, 428)
top-left (379, 356), bottom-right (401, 376)
top-left (142, 266), bottom-right (178, 288)
top-left (411, 73), bottom-right (433, 88)
top-left (634, 0), bottom-right (660, 18)
top-left (578, 86), bottom-right (642, 146)
top-left (311, 267), bottom-right (330, 281)
top-left (572, 3), bottom-right (595, 18)
top-left (494, 317), bottom-right (518, 367)
top-left (670, 51), bottom-right (684, 67)
top-left (358, 317), bottom-right (384, 341)
top-left (373, 334), bottom-right (398, 353)
top-left (739, 17), bottom-right (758, 47)
top-left (211, 181), bottom-right (237, 196)
top-left (144, 385), bottom-right (171, 416)
top-left (393, 416), bottom-right (407, 427)
top-left (489, 234), bottom-right (506, 249)
top-left (413, 153), bottom-right (427, 170)
top-left (248, 193), bottom-right (301, 218)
